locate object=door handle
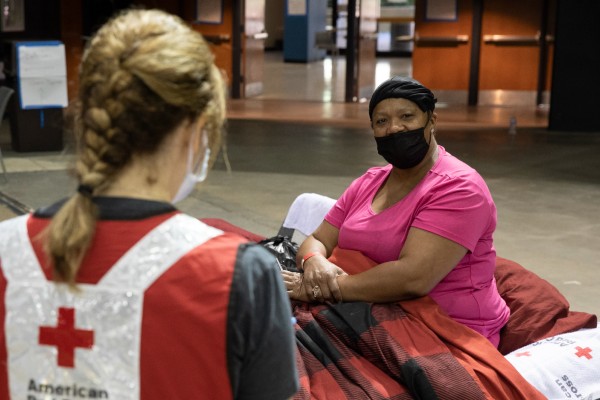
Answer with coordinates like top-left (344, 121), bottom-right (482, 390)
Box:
top-left (483, 31), bottom-right (541, 45)
top-left (395, 35), bottom-right (414, 42)
top-left (359, 33), bottom-right (378, 40)
top-left (203, 34), bottom-right (231, 45)
top-left (414, 33), bottom-right (469, 45)
top-left (248, 32), bottom-right (269, 40)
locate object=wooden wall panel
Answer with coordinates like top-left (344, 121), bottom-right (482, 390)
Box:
top-left (544, 0), bottom-right (557, 92)
top-left (184, 0), bottom-right (235, 90)
top-left (479, 0), bottom-right (542, 90)
top-left (58, 0), bottom-right (236, 99)
top-left (60, 0), bottom-right (83, 103)
top-left (412, 0), bottom-right (473, 90)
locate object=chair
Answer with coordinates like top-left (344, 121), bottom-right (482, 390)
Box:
top-left (315, 30), bottom-right (339, 59)
top-left (277, 193), bottom-right (336, 242)
top-left (0, 86), bottom-right (15, 182)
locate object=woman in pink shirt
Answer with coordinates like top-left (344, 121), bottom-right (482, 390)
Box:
top-left (284, 76), bottom-right (510, 347)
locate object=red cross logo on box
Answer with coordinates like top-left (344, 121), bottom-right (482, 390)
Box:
top-left (39, 307), bottom-right (95, 368)
top-left (575, 346), bottom-right (593, 360)
top-left (515, 351), bottom-right (531, 357)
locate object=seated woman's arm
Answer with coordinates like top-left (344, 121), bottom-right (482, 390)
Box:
top-left (287, 223), bottom-right (468, 303)
top-left (336, 227), bottom-right (467, 302)
top-left (293, 221), bottom-right (344, 301)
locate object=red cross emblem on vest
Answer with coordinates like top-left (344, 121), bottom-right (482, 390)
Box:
top-left (39, 307), bottom-right (95, 368)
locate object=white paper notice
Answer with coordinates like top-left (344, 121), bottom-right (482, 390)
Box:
top-left (19, 77), bottom-right (68, 109)
top-left (17, 42), bottom-right (68, 108)
top-left (288, 0), bottom-right (306, 16)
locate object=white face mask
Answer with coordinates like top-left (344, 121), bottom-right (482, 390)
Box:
top-left (172, 131), bottom-right (211, 204)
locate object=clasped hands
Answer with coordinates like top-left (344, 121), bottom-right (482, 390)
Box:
top-left (281, 255), bottom-right (347, 303)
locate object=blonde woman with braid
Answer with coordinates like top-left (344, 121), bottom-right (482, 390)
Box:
top-left (0, 9), bottom-right (298, 400)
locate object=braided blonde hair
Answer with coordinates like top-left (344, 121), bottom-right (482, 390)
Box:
top-left (45, 9), bottom-right (225, 286)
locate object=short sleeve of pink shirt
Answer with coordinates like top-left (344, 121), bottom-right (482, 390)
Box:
top-left (324, 146), bottom-right (509, 346)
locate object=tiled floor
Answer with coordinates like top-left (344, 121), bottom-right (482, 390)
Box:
top-left (0, 53), bottom-right (599, 319)
top-left (231, 51), bottom-right (549, 130)
top-left (256, 52), bottom-right (412, 103)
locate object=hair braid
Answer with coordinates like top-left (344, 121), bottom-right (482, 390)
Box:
top-left (45, 9), bottom-right (226, 286)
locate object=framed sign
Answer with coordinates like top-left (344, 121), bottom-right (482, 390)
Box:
top-left (425, 0), bottom-right (457, 21)
top-left (196, 0), bottom-right (223, 24)
top-left (1, 0), bottom-right (25, 32)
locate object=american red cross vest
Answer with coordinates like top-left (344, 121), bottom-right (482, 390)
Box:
top-left (0, 213), bottom-right (223, 399)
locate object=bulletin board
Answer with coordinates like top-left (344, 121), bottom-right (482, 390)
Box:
top-left (16, 41), bottom-right (68, 109)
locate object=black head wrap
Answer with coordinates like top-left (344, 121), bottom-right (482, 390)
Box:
top-left (369, 76), bottom-right (437, 120)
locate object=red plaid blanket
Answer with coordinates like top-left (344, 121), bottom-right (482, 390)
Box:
top-left (291, 249), bottom-right (546, 400)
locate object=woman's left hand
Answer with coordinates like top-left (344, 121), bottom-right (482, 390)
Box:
top-left (281, 270), bottom-right (312, 302)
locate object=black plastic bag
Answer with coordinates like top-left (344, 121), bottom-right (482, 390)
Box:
top-left (259, 235), bottom-right (299, 273)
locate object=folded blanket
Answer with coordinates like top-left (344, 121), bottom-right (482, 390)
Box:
top-left (494, 257), bottom-right (597, 354)
top-left (291, 248), bottom-right (546, 400)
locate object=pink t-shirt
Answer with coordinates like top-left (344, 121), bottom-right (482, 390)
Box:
top-left (325, 146), bottom-right (510, 346)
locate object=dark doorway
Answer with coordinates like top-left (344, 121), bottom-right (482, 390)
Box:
top-left (82, 0), bottom-right (134, 38)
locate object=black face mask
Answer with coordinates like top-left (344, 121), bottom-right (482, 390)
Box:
top-left (375, 125), bottom-right (431, 169)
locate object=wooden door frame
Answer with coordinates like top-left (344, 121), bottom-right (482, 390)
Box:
top-left (469, 0), bottom-right (553, 106)
top-left (536, 0), bottom-right (551, 106)
top-left (231, 0), bottom-right (243, 99)
top-left (468, 0), bottom-right (483, 105)
top-left (345, 0), bottom-right (359, 102)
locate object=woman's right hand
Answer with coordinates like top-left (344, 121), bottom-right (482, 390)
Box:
top-left (302, 255), bottom-right (346, 303)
